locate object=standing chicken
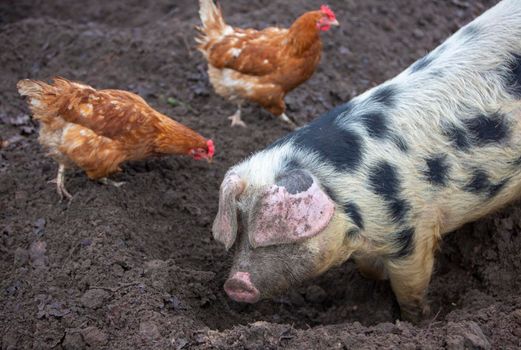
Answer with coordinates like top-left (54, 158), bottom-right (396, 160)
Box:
top-left (17, 78), bottom-right (215, 200)
top-left (196, 1), bottom-right (339, 127)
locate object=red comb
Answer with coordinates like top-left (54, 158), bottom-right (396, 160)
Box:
top-left (321, 5), bottom-right (336, 20)
top-left (207, 139), bottom-right (215, 159)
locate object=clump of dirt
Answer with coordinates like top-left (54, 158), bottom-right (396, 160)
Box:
top-left (2, 0), bottom-right (520, 349)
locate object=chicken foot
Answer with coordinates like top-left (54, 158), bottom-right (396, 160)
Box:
top-left (48, 164), bottom-right (73, 201)
top-left (98, 178), bottom-right (126, 188)
top-left (228, 104), bottom-right (247, 128)
top-left (279, 113), bottom-right (298, 129)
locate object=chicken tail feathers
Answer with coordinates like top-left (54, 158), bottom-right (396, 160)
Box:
top-left (17, 77), bottom-right (79, 119)
top-left (196, 0), bottom-right (228, 50)
top-left (17, 79), bottom-right (56, 116)
top-left (17, 79), bottom-right (48, 99)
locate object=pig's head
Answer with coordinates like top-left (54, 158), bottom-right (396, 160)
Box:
top-left (213, 168), bottom-right (352, 303)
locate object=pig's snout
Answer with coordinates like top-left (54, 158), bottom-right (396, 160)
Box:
top-left (224, 272), bottom-right (260, 303)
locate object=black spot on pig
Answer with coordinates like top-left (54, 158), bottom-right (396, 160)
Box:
top-left (410, 46), bottom-right (445, 73)
top-left (346, 228), bottom-right (360, 239)
top-left (284, 159), bottom-right (302, 172)
top-left (370, 85), bottom-right (397, 107)
top-left (511, 156), bottom-right (521, 167)
top-left (423, 154), bottom-right (450, 186)
top-left (369, 161), bottom-right (410, 223)
top-left (323, 101), bottom-right (356, 121)
top-left (465, 113), bottom-right (509, 146)
top-left (344, 202), bottom-right (364, 229)
top-left (464, 169), bottom-right (508, 198)
top-left (292, 105), bottom-right (364, 172)
top-left (390, 227), bottom-right (415, 259)
top-left (444, 124), bottom-right (470, 151)
top-left (392, 135), bottom-right (409, 152)
top-left (360, 112), bottom-right (389, 139)
top-left (369, 161), bottom-right (401, 201)
top-left (276, 169), bottom-right (313, 194)
top-left (320, 183), bottom-right (338, 203)
top-left (489, 178), bottom-right (509, 197)
top-left (505, 54), bottom-right (521, 97)
top-left (388, 199), bottom-right (411, 224)
top-left (411, 54), bottom-right (434, 73)
top-left (464, 169), bottom-right (490, 193)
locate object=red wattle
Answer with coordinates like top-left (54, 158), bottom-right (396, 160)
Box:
top-left (207, 139), bottom-right (215, 158)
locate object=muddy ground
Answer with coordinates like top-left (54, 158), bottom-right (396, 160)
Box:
top-left (1, 0), bottom-right (520, 348)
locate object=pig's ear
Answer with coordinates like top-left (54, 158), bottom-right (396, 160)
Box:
top-left (212, 172), bottom-right (246, 250)
top-left (248, 170), bottom-right (335, 248)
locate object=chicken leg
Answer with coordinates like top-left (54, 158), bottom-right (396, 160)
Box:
top-left (50, 164), bottom-right (72, 201)
top-left (228, 104), bottom-right (247, 128)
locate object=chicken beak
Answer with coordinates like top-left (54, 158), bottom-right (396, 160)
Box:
top-left (330, 19), bottom-right (340, 26)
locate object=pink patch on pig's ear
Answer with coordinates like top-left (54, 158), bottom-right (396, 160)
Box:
top-left (212, 173), bottom-right (245, 250)
top-left (248, 181), bottom-right (335, 248)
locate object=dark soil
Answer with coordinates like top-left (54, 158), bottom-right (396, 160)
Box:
top-left (1, 0), bottom-right (520, 349)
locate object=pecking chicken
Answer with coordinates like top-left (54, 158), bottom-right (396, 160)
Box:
top-left (196, 0), bottom-right (339, 128)
top-left (17, 78), bottom-right (214, 200)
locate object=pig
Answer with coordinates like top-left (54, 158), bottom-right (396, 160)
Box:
top-left (213, 0), bottom-right (521, 322)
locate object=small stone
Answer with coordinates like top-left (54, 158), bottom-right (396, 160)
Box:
top-left (80, 238), bottom-right (92, 247)
top-left (144, 260), bottom-right (167, 277)
top-left (447, 321), bottom-right (491, 350)
top-left (80, 289), bottom-right (110, 309)
top-left (164, 295), bottom-right (184, 311)
top-left (140, 321), bottom-right (161, 341)
top-left (81, 327), bottom-right (108, 347)
top-left (305, 285), bottom-right (327, 303)
top-left (29, 241), bottom-right (47, 267)
top-left (172, 337), bottom-right (189, 350)
top-left (446, 335), bottom-right (465, 350)
top-left (512, 309), bottom-right (521, 323)
top-left (33, 218), bottom-right (46, 236)
top-left (46, 301), bottom-right (70, 318)
top-left (413, 29), bottom-right (425, 39)
top-left (339, 46), bottom-right (351, 55)
top-left (464, 322), bottom-right (491, 349)
top-left (375, 322), bottom-right (395, 334)
top-left (13, 247), bottom-right (29, 267)
top-left (193, 332), bottom-right (208, 344)
top-left (62, 332), bottom-right (85, 350)
top-left (112, 263), bottom-right (124, 277)
top-left (5, 280), bottom-right (23, 296)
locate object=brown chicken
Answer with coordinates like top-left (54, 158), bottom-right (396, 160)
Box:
top-left (17, 78), bottom-right (214, 200)
top-left (196, 1), bottom-right (339, 127)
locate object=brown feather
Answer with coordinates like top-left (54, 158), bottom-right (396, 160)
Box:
top-left (18, 78), bottom-right (211, 180)
top-left (198, 6), bottom-right (329, 116)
